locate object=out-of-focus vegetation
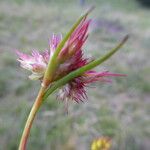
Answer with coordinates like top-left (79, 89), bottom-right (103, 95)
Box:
top-left (137, 0), bottom-right (150, 7)
top-left (0, 0), bottom-right (149, 149)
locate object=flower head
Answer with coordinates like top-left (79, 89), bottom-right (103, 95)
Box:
top-left (58, 18), bottom-right (90, 63)
top-left (16, 50), bottom-right (49, 80)
top-left (17, 17), bottom-right (126, 103)
top-left (91, 137), bottom-right (111, 150)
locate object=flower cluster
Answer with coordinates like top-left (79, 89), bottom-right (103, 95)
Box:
top-left (91, 137), bottom-right (111, 150)
top-left (17, 18), bottom-right (125, 103)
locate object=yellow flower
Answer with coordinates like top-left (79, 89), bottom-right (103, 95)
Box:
top-left (91, 137), bottom-right (111, 150)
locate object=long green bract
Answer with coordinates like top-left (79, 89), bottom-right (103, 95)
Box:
top-left (43, 35), bottom-right (129, 100)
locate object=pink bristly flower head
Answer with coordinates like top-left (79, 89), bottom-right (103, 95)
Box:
top-left (16, 33), bottom-right (62, 80)
top-left (57, 71), bottom-right (126, 103)
top-left (58, 18), bottom-right (91, 63)
top-left (17, 17), bottom-right (126, 103)
top-left (16, 50), bottom-right (49, 80)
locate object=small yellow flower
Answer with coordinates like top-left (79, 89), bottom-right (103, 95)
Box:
top-left (91, 137), bottom-right (111, 150)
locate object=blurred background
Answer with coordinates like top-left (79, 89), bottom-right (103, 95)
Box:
top-left (0, 0), bottom-right (149, 149)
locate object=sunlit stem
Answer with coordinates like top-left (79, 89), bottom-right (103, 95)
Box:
top-left (18, 86), bottom-right (46, 150)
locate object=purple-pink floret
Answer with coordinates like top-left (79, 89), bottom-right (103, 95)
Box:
top-left (17, 18), bottom-right (126, 103)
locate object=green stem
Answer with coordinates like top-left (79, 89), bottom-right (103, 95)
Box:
top-left (18, 86), bottom-right (46, 150)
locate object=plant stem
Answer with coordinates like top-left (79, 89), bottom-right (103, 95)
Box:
top-left (18, 86), bottom-right (46, 150)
